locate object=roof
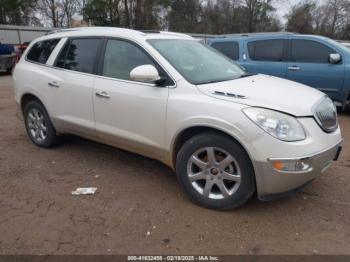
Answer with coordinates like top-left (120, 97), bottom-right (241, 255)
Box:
top-left (221, 32), bottom-right (297, 37)
top-left (41, 27), bottom-right (193, 42)
top-left (208, 32), bottom-right (340, 43)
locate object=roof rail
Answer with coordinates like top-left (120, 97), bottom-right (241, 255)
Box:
top-left (139, 30), bottom-right (161, 34)
top-left (217, 31), bottom-right (297, 38)
top-left (45, 26), bottom-right (145, 35)
top-left (159, 31), bottom-right (192, 38)
top-left (46, 28), bottom-right (77, 35)
top-left (138, 30), bottom-right (192, 38)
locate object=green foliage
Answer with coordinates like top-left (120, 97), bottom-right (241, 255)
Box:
top-left (1, 0), bottom-right (350, 40)
top-left (0, 0), bottom-right (37, 25)
top-left (84, 0), bottom-right (113, 26)
top-left (168, 0), bottom-right (202, 33)
top-left (168, 0), bottom-right (281, 34)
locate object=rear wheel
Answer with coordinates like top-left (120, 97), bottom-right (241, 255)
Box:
top-left (23, 100), bottom-right (60, 148)
top-left (176, 133), bottom-right (256, 210)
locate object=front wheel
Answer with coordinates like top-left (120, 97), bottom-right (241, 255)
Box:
top-left (176, 133), bottom-right (256, 210)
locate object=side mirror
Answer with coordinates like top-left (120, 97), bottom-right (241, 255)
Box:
top-left (329, 53), bottom-right (342, 64)
top-left (130, 65), bottom-right (161, 84)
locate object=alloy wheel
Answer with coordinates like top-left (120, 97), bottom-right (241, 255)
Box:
top-left (186, 147), bottom-right (242, 200)
top-left (27, 108), bottom-right (48, 143)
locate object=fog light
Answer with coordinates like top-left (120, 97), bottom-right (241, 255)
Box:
top-left (270, 159), bottom-right (312, 172)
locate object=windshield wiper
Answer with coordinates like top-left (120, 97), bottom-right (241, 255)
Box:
top-left (239, 73), bottom-right (255, 78)
top-left (196, 74), bottom-right (255, 85)
top-left (197, 80), bottom-right (226, 85)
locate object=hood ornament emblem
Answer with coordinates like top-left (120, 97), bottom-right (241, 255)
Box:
top-left (213, 91), bottom-right (246, 99)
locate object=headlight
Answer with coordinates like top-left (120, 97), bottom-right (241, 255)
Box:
top-left (242, 107), bottom-right (306, 142)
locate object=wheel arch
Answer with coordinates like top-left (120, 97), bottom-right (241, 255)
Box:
top-left (20, 93), bottom-right (44, 113)
top-left (171, 125), bottom-right (256, 173)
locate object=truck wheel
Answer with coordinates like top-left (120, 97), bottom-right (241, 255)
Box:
top-left (176, 133), bottom-right (256, 210)
top-left (23, 100), bottom-right (60, 148)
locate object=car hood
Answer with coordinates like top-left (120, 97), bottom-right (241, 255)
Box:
top-left (196, 74), bottom-right (325, 116)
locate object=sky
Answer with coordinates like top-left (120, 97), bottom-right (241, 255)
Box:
top-left (274, 0), bottom-right (327, 22)
top-left (273, 0), bottom-right (300, 22)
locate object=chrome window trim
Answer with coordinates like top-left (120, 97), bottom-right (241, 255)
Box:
top-left (99, 37), bottom-right (177, 88)
top-left (28, 62), bottom-right (168, 88)
top-left (93, 73), bottom-right (162, 88)
top-left (24, 35), bottom-right (177, 89)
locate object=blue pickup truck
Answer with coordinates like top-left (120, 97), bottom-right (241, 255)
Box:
top-left (208, 33), bottom-right (350, 108)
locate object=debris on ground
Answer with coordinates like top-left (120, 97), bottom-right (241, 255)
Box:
top-left (71, 187), bottom-right (97, 195)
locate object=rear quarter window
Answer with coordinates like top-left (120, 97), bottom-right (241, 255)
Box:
top-left (211, 41), bottom-right (239, 60)
top-left (248, 39), bottom-right (285, 61)
top-left (26, 39), bottom-right (60, 64)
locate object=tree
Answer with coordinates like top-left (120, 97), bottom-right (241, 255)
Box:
top-left (314, 0), bottom-right (350, 39)
top-left (168, 0), bottom-right (203, 33)
top-left (84, 0), bottom-right (121, 26)
top-left (38, 0), bottom-right (61, 27)
top-left (286, 1), bottom-right (316, 34)
top-left (37, 0), bottom-right (81, 27)
top-left (285, 0), bottom-right (350, 39)
top-left (240, 0), bottom-right (278, 32)
top-left (0, 0), bottom-right (37, 25)
top-left (2, 0), bottom-right (349, 40)
top-left (62, 0), bottom-right (82, 26)
top-left (123, 0), bottom-right (130, 28)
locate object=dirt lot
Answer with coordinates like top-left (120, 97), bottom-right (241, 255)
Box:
top-left (0, 74), bottom-right (350, 255)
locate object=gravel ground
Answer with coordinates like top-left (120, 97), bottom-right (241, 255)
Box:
top-left (0, 74), bottom-right (350, 255)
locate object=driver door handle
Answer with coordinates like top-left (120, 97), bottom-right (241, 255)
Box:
top-left (95, 91), bottom-right (110, 99)
top-left (48, 81), bottom-right (60, 88)
top-left (288, 66), bottom-right (300, 71)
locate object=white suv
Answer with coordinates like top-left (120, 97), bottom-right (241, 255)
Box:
top-left (13, 27), bottom-right (342, 210)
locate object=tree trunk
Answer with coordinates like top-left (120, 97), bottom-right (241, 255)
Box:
top-left (50, 0), bottom-right (57, 27)
top-left (331, 0), bottom-right (338, 37)
top-left (135, 0), bottom-right (142, 29)
top-left (124, 0), bottom-right (130, 28)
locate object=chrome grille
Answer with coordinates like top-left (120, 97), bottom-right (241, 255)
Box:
top-left (313, 97), bottom-right (338, 133)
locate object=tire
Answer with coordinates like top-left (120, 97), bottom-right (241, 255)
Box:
top-left (23, 100), bottom-right (60, 148)
top-left (6, 67), bottom-right (12, 74)
top-left (176, 132), bottom-right (256, 210)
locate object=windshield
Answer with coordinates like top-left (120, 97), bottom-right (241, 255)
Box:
top-left (148, 39), bottom-right (246, 85)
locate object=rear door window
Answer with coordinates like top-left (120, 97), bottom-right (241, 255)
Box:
top-left (211, 41), bottom-right (239, 60)
top-left (55, 38), bottom-right (101, 74)
top-left (290, 40), bottom-right (335, 63)
top-left (248, 39), bottom-right (285, 61)
top-left (26, 39), bottom-right (60, 64)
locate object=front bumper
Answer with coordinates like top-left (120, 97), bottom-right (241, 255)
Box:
top-left (255, 141), bottom-right (342, 201)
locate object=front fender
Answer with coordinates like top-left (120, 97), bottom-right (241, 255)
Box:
top-left (167, 116), bottom-right (263, 170)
